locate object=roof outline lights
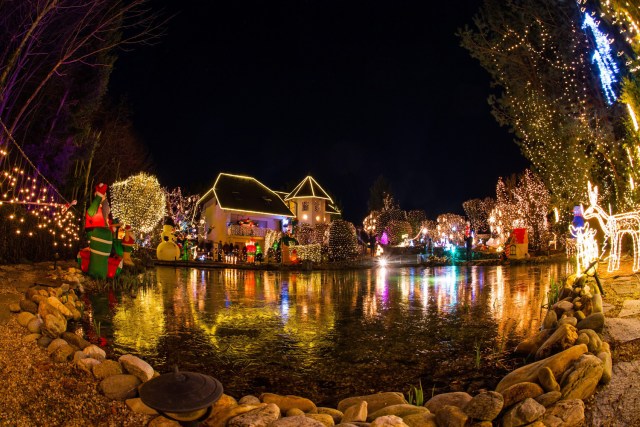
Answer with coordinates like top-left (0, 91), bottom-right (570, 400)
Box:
top-left (214, 172), bottom-right (295, 217)
top-left (286, 176), bottom-right (333, 202)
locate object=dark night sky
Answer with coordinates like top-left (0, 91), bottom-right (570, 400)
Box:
top-left (109, 0), bottom-right (529, 222)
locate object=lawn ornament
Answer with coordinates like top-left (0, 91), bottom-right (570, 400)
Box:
top-left (122, 225), bottom-right (135, 266)
top-left (157, 217), bottom-right (180, 261)
top-left (78, 183), bottom-right (117, 279)
top-left (583, 182), bottom-right (640, 272)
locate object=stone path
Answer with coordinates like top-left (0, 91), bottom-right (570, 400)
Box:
top-left (585, 261), bottom-right (640, 426)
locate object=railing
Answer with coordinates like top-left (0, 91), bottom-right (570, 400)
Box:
top-left (227, 225), bottom-right (269, 237)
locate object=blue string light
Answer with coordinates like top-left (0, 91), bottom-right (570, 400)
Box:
top-left (582, 12), bottom-right (620, 105)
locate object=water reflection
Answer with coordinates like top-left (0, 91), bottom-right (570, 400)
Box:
top-left (91, 263), bottom-right (568, 404)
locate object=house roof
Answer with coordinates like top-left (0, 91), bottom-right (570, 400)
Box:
top-left (326, 203), bottom-right (341, 215)
top-left (197, 173), bottom-right (294, 217)
top-left (285, 176), bottom-right (333, 202)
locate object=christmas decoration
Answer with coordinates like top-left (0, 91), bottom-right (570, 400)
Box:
top-left (328, 219), bottom-right (357, 261)
top-left (156, 217), bottom-right (180, 261)
top-left (110, 172), bottom-right (165, 235)
top-left (121, 224), bottom-right (135, 266)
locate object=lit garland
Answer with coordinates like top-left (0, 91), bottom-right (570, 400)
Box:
top-left (436, 214), bottom-right (466, 246)
top-left (0, 122), bottom-right (79, 248)
top-left (570, 222), bottom-right (599, 275)
top-left (290, 243), bottom-right (322, 262)
top-left (110, 173), bottom-right (165, 235)
top-left (463, 197), bottom-right (495, 234)
top-left (328, 219), bottom-right (358, 261)
top-left (166, 187), bottom-right (201, 239)
top-left (582, 12), bottom-right (620, 104)
top-left (584, 182), bottom-right (640, 272)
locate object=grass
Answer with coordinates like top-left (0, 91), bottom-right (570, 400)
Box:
top-left (474, 341), bottom-right (482, 369)
top-left (543, 277), bottom-right (562, 309)
top-left (406, 380), bottom-right (425, 406)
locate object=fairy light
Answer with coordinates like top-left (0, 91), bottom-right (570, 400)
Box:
top-left (328, 219), bottom-right (358, 261)
top-left (110, 173), bottom-right (166, 234)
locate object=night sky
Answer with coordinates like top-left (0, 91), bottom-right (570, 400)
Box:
top-left (109, 0), bottom-right (529, 223)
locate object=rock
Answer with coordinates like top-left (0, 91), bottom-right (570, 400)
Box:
top-left (500, 382), bottom-right (544, 408)
top-left (60, 283), bottom-right (70, 293)
top-left (148, 416), bottom-right (180, 426)
top-left (558, 316), bottom-right (577, 328)
top-left (402, 412), bottom-right (437, 427)
top-left (239, 395), bottom-right (261, 405)
top-left (370, 415), bottom-right (409, 427)
top-left (501, 398), bottom-right (545, 427)
top-left (119, 354), bottom-right (154, 382)
top-left (605, 318), bottom-right (640, 343)
top-left (27, 316), bottom-right (43, 334)
top-left (61, 331), bottom-right (91, 350)
top-left (25, 288), bottom-right (39, 301)
top-left (338, 392), bottom-right (407, 414)
top-left (592, 293), bottom-right (603, 313)
top-left (305, 413), bottom-right (335, 426)
top-left (41, 313), bottom-right (67, 338)
top-left (22, 333), bottom-right (41, 343)
top-left (76, 357), bottom-right (101, 374)
top-left (462, 390), bottom-right (503, 421)
top-left (537, 367), bottom-right (560, 392)
top-left (72, 350), bottom-right (87, 363)
top-left (228, 402), bottom-right (280, 427)
top-left (125, 397), bottom-right (158, 415)
top-left (541, 399), bottom-right (584, 427)
top-left (574, 310), bottom-right (585, 321)
top-left (576, 312), bottom-right (604, 331)
top-left (434, 405), bottom-right (467, 427)
top-left (45, 296), bottom-right (72, 318)
top-left (64, 302), bottom-right (82, 321)
top-left (318, 407), bottom-right (344, 424)
top-left (514, 330), bottom-right (551, 356)
top-left (83, 344), bottom-right (106, 360)
top-left (261, 393), bottom-right (317, 413)
top-left (268, 415), bottom-right (325, 427)
top-left (424, 392), bottom-right (471, 414)
top-left (19, 299), bottom-right (38, 314)
top-left (368, 404), bottom-right (429, 422)
top-left (343, 401), bottom-right (367, 423)
top-left (99, 374), bottom-right (141, 400)
top-left (51, 343), bottom-right (75, 363)
top-left (560, 354), bottom-right (603, 400)
top-left (8, 303), bottom-right (20, 313)
top-left (496, 344), bottom-right (588, 393)
top-left (579, 329), bottom-right (603, 353)
top-left (553, 300), bottom-right (573, 315)
top-left (286, 408), bottom-right (305, 417)
top-left (535, 324), bottom-right (578, 360)
top-left (17, 311), bottom-right (35, 327)
top-left (534, 391), bottom-right (561, 407)
top-left (203, 403), bottom-right (266, 427)
top-left (37, 336), bottom-right (52, 348)
top-left (93, 359), bottom-right (123, 379)
top-left (542, 310), bottom-right (557, 330)
top-left (47, 338), bottom-right (68, 354)
top-left (32, 295), bottom-right (46, 304)
top-left (597, 350), bottom-right (612, 385)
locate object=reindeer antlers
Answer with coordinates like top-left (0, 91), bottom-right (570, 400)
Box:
top-left (587, 181), bottom-right (599, 205)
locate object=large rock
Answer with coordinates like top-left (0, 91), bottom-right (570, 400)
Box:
top-left (541, 399), bottom-right (584, 427)
top-left (41, 313), bottom-right (67, 338)
top-left (368, 404), bottom-right (429, 422)
top-left (342, 401), bottom-right (367, 423)
top-left (126, 397), bottom-right (159, 415)
top-left (262, 393), bottom-right (317, 413)
top-left (462, 390), bottom-right (503, 421)
top-left (514, 330), bottom-right (551, 356)
top-left (560, 354), bottom-right (603, 400)
top-left (496, 344), bottom-right (588, 393)
top-left (51, 343), bottom-right (75, 363)
top-left (203, 403), bottom-right (266, 427)
top-left (542, 310), bottom-right (557, 330)
top-left (576, 312), bottom-right (604, 331)
top-left (553, 300), bottom-right (573, 316)
top-left (578, 329), bottom-right (602, 353)
top-left (239, 395), bottom-right (261, 405)
top-left (424, 392), bottom-right (471, 414)
top-left (537, 367), bottom-right (560, 392)
top-left (93, 359), bottom-right (123, 379)
top-left (597, 350), bottom-right (613, 385)
top-left (534, 391), bottom-right (561, 407)
top-left (338, 392), bottom-right (407, 414)
top-left (17, 311), bottom-right (35, 327)
top-left (267, 416), bottom-right (325, 427)
top-left (45, 296), bottom-right (72, 319)
top-left (434, 405), bottom-right (467, 427)
top-left (370, 415), bottom-right (409, 427)
top-left (47, 338), bottom-right (68, 354)
top-left (402, 412), bottom-right (437, 427)
top-left (119, 354), bottom-right (154, 382)
top-left (99, 374), bottom-right (141, 400)
top-left (83, 344), bottom-right (106, 359)
top-left (305, 414), bottom-right (335, 426)
top-left (76, 357), bottom-right (101, 375)
top-left (535, 324), bottom-right (578, 360)
top-left (27, 316), bottom-right (43, 334)
top-left (501, 398), bottom-right (545, 427)
top-left (500, 382), bottom-right (544, 408)
top-left (558, 316), bottom-right (577, 328)
top-left (19, 299), bottom-right (38, 314)
top-left (22, 333), bottom-right (41, 343)
top-left (592, 293), bottom-right (603, 313)
top-left (317, 407), bottom-right (344, 424)
top-left (227, 403), bottom-right (280, 427)
top-left (8, 303), bottom-right (20, 313)
top-left (61, 331), bottom-right (91, 350)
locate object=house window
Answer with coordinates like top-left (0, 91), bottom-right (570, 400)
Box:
top-left (313, 200), bottom-right (320, 212)
top-left (302, 201), bottom-right (309, 211)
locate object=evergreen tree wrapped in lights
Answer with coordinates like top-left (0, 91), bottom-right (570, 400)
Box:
top-left (436, 214), bottom-right (466, 246)
top-left (110, 173), bottom-right (165, 235)
top-left (388, 220), bottom-right (413, 245)
top-left (463, 197), bottom-right (495, 234)
top-left (328, 219), bottom-right (358, 261)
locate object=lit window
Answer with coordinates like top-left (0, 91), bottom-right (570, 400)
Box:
top-left (302, 201), bottom-right (309, 211)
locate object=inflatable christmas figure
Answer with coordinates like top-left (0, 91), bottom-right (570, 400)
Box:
top-left (246, 240), bottom-right (256, 263)
top-left (121, 225), bottom-right (135, 266)
top-left (77, 183), bottom-right (123, 279)
top-left (110, 217), bottom-right (124, 258)
top-left (157, 217), bottom-right (181, 261)
top-left (255, 243), bottom-right (263, 263)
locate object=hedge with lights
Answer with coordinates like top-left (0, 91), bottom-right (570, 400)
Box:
top-left (328, 219), bottom-right (358, 261)
top-left (110, 173), bottom-right (165, 235)
top-left (387, 220), bottom-right (413, 245)
top-left (291, 243), bottom-right (322, 263)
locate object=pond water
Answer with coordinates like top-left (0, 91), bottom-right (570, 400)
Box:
top-left (87, 263), bottom-right (568, 405)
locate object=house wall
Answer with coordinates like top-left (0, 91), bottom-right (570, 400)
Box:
top-left (295, 197), bottom-right (328, 226)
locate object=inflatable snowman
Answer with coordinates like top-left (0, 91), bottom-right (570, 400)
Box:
top-left (156, 217), bottom-right (181, 261)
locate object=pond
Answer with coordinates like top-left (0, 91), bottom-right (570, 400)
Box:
top-left (86, 263), bottom-right (568, 406)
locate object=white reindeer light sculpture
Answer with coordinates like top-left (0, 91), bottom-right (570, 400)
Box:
top-left (583, 183), bottom-right (640, 272)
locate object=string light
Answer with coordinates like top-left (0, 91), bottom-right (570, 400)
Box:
top-left (110, 173), bottom-right (166, 234)
top-left (328, 219), bottom-right (358, 261)
top-left (582, 12), bottom-right (620, 104)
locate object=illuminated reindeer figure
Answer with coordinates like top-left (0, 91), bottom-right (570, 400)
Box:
top-left (583, 183), bottom-right (640, 272)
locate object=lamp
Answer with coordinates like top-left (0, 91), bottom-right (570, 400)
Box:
top-left (139, 366), bottom-right (223, 427)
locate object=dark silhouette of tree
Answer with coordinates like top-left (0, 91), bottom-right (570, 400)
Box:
top-left (368, 175), bottom-right (393, 212)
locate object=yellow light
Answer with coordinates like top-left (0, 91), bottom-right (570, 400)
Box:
top-left (303, 214), bottom-right (308, 220)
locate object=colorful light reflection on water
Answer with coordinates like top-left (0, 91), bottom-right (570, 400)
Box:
top-left (89, 263), bottom-right (568, 405)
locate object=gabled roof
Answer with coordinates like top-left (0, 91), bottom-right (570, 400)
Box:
top-left (285, 176), bottom-right (333, 202)
top-left (325, 203), bottom-right (341, 215)
top-left (197, 173), bottom-right (294, 217)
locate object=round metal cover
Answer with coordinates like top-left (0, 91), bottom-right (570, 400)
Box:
top-left (139, 368), bottom-right (224, 413)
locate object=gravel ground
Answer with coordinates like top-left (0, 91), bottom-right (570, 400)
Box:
top-left (0, 262), bottom-right (153, 427)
